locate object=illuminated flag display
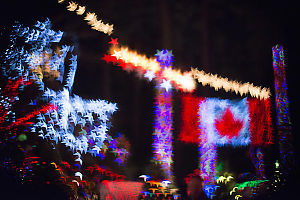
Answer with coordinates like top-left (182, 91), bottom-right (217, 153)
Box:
top-left (179, 95), bottom-right (272, 146)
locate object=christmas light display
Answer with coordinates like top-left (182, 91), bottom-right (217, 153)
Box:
top-left (1, 20), bottom-right (130, 187)
top-left (58, 0), bottom-right (114, 35)
top-left (216, 175), bottom-right (234, 184)
top-left (139, 177), bottom-right (181, 199)
top-left (105, 46), bottom-right (196, 92)
top-left (272, 45), bottom-right (294, 174)
top-left (56, 1), bottom-right (271, 98)
top-left (191, 68), bottom-right (270, 99)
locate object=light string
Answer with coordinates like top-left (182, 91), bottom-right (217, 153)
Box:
top-left (57, 1), bottom-right (270, 96)
top-left (191, 68), bottom-right (270, 99)
top-left (59, 0), bottom-right (114, 35)
top-left (104, 46), bottom-right (196, 92)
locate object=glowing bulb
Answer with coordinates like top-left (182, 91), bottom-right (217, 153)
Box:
top-left (76, 6), bottom-right (86, 15)
top-left (67, 2), bottom-right (78, 12)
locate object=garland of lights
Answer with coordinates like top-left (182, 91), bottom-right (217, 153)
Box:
top-left (191, 68), bottom-right (271, 99)
top-left (272, 45), bottom-right (294, 174)
top-left (56, 1), bottom-right (271, 96)
top-left (58, 0), bottom-right (114, 35)
top-left (104, 46), bottom-right (196, 92)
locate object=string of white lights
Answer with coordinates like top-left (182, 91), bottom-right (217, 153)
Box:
top-left (191, 68), bottom-right (270, 99)
top-left (59, 0), bottom-right (114, 35)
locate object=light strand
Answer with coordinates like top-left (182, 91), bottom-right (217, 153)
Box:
top-left (191, 68), bottom-right (270, 99)
top-left (106, 46), bottom-right (196, 92)
top-left (61, 1), bottom-right (113, 35)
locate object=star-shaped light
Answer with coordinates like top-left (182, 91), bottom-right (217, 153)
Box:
top-left (139, 175), bottom-right (151, 182)
top-left (112, 50), bottom-right (121, 60)
top-left (155, 49), bottom-right (173, 67)
top-left (161, 180), bottom-right (171, 187)
top-left (67, 2), bottom-right (78, 12)
top-left (84, 12), bottom-right (97, 23)
top-left (92, 146), bottom-right (101, 154)
top-left (160, 79), bottom-right (172, 92)
top-left (75, 172), bottom-right (83, 180)
top-left (102, 54), bottom-right (113, 63)
top-left (144, 70), bottom-right (156, 81)
top-left (109, 38), bottom-right (118, 46)
top-left (75, 157), bottom-right (82, 165)
top-left (76, 6), bottom-right (86, 15)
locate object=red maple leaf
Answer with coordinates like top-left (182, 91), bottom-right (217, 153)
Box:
top-left (215, 107), bottom-right (243, 140)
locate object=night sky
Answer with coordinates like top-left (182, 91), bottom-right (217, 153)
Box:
top-left (1, 0), bottom-right (299, 194)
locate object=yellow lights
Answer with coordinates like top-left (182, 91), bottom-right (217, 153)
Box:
top-left (76, 6), bottom-right (86, 15)
top-left (216, 175), bottom-right (234, 184)
top-left (191, 68), bottom-right (271, 99)
top-left (109, 46), bottom-right (196, 92)
top-left (229, 187), bottom-right (238, 195)
top-left (110, 46), bottom-right (161, 73)
top-left (67, 1), bottom-right (77, 11)
top-left (84, 12), bottom-right (97, 23)
top-left (62, 1), bottom-right (114, 35)
top-left (84, 12), bottom-right (113, 35)
top-left (161, 68), bottom-right (195, 92)
top-left (235, 194), bottom-right (242, 200)
top-left (275, 160), bottom-right (280, 169)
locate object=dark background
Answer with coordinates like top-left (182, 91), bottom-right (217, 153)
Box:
top-left (1, 0), bottom-right (299, 197)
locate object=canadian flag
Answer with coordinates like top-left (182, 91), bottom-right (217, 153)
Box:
top-left (179, 94), bottom-right (272, 146)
